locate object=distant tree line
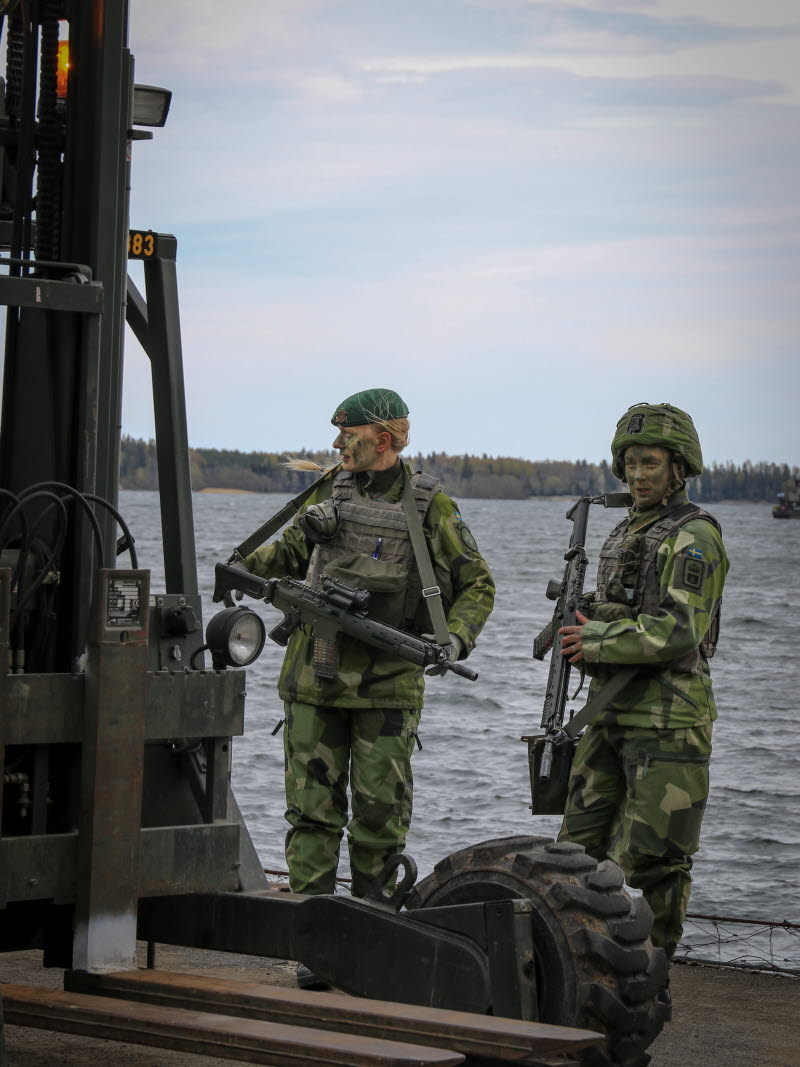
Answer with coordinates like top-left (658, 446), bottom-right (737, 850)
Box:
top-left (119, 436), bottom-right (797, 502)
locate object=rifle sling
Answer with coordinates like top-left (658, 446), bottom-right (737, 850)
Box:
top-left (230, 464), bottom-right (342, 562)
top-left (399, 465), bottom-right (451, 648)
top-left (563, 667), bottom-right (640, 738)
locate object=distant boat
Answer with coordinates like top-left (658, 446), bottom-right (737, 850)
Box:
top-left (772, 478), bottom-right (800, 518)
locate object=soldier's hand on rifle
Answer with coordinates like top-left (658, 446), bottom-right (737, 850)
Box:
top-left (423, 633), bottom-right (464, 675)
top-left (559, 610), bottom-right (589, 664)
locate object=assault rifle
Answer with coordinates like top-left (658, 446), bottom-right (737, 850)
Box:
top-left (526, 493), bottom-right (631, 814)
top-left (213, 563), bottom-right (478, 681)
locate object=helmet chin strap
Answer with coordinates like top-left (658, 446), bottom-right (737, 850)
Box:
top-left (661, 457), bottom-right (687, 506)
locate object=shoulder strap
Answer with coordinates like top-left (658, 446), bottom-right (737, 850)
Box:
top-left (329, 469), bottom-right (357, 502)
top-left (412, 471), bottom-right (440, 494)
top-left (644, 503), bottom-right (721, 550)
top-left (563, 667), bottom-right (640, 738)
top-left (399, 465), bottom-right (450, 646)
top-left (674, 503), bottom-right (722, 535)
top-left (229, 464), bottom-right (342, 562)
top-left (667, 500), bottom-right (701, 522)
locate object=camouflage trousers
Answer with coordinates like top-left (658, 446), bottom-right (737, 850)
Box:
top-left (558, 722), bottom-right (712, 961)
top-left (283, 701), bottom-right (420, 897)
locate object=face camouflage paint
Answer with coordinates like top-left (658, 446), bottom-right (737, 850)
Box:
top-left (333, 425), bottom-right (381, 472)
top-left (624, 444), bottom-right (672, 509)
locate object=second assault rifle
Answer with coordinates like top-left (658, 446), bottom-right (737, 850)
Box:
top-left (213, 563), bottom-right (478, 681)
top-left (525, 493), bottom-right (631, 814)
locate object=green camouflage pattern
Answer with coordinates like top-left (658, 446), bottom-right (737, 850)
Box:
top-left (611, 402), bottom-right (703, 479)
top-left (245, 463), bottom-right (495, 709)
top-left (581, 490), bottom-right (729, 730)
top-left (331, 388), bottom-right (409, 427)
top-left (283, 701), bottom-right (421, 896)
top-left (558, 721), bottom-right (712, 961)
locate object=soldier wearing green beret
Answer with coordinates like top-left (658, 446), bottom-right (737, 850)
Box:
top-left (556, 403), bottom-right (729, 1009)
top-left (244, 388), bottom-right (495, 923)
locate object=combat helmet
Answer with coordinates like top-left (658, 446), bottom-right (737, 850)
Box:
top-left (611, 403), bottom-right (703, 480)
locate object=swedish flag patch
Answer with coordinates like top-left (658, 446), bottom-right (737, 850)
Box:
top-left (685, 546), bottom-right (704, 561)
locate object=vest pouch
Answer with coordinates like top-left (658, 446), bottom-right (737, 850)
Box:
top-left (323, 553), bottom-right (408, 627)
top-left (528, 734), bottom-right (579, 815)
top-left (616, 535), bottom-right (644, 587)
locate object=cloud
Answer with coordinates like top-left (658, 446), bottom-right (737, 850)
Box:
top-left (119, 0), bottom-right (798, 466)
top-left (359, 56), bottom-right (784, 109)
top-left (523, 2), bottom-right (795, 52)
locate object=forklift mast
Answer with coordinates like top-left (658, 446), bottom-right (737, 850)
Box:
top-left (0, 0), bottom-right (260, 975)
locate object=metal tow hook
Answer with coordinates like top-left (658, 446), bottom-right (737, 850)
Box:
top-left (364, 853), bottom-right (419, 911)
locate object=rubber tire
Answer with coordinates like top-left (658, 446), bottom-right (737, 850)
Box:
top-left (405, 835), bottom-right (667, 1067)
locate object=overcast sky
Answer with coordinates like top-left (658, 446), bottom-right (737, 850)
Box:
top-left (124, 0), bottom-right (799, 466)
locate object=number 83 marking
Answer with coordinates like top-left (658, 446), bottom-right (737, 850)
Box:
top-left (128, 231), bottom-right (156, 257)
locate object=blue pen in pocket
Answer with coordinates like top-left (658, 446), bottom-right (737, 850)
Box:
top-left (372, 537), bottom-right (382, 559)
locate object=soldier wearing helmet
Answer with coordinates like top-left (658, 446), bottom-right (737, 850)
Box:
top-left (556, 402), bottom-right (729, 1009)
top-left (243, 388), bottom-right (494, 981)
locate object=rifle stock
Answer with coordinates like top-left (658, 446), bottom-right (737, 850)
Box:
top-left (213, 563), bottom-right (273, 604)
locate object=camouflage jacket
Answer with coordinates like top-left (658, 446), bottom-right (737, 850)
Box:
top-left (244, 463), bottom-right (495, 709)
top-left (581, 489), bottom-right (729, 729)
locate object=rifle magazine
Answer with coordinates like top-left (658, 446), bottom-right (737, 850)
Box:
top-left (313, 636), bottom-right (338, 679)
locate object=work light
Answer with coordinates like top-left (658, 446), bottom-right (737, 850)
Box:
top-left (132, 84), bottom-right (172, 127)
top-left (205, 606), bottom-right (266, 669)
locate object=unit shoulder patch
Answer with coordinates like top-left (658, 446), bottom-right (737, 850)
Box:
top-left (456, 521), bottom-right (479, 553)
top-left (675, 550), bottom-right (707, 593)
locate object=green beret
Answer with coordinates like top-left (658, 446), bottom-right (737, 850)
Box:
top-left (611, 402), bottom-right (703, 479)
top-left (331, 388), bottom-right (409, 428)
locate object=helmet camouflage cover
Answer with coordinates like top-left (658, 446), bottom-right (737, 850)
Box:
top-left (611, 402), bottom-right (703, 480)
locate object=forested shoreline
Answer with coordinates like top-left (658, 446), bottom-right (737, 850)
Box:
top-left (119, 436), bottom-right (797, 503)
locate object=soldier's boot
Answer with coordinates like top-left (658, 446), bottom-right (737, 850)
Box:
top-left (657, 976), bottom-right (673, 1022)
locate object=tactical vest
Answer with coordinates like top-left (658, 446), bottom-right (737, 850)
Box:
top-left (305, 469), bottom-right (446, 631)
top-left (595, 501), bottom-right (722, 674)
